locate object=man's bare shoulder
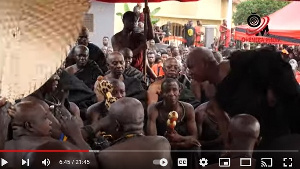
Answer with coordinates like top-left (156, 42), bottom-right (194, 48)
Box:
top-left (65, 64), bottom-right (76, 74)
top-left (181, 101), bottom-right (194, 111)
top-left (112, 31), bottom-right (122, 39)
top-left (195, 102), bottom-right (208, 113)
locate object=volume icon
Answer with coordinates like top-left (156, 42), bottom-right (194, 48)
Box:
top-left (42, 159), bottom-right (50, 166)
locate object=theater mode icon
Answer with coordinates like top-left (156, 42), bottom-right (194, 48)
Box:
top-left (240, 158), bottom-right (251, 167)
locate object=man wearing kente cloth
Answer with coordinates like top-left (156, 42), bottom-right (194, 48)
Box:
top-left (147, 78), bottom-right (201, 169)
top-left (66, 45), bottom-right (104, 90)
top-left (187, 47), bottom-right (300, 149)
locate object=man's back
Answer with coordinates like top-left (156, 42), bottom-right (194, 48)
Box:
top-left (98, 136), bottom-right (172, 169)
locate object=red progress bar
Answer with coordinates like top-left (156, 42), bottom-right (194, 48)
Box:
top-left (0, 150), bottom-right (90, 152)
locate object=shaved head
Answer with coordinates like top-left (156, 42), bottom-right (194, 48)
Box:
top-left (12, 101), bottom-right (52, 137)
top-left (187, 47), bottom-right (219, 82)
top-left (109, 97), bottom-right (144, 126)
top-left (187, 47), bottom-right (216, 65)
top-left (106, 51), bottom-right (124, 64)
top-left (13, 101), bottom-right (47, 126)
top-left (229, 114), bottom-right (260, 139)
top-left (74, 45), bottom-right (89, 56)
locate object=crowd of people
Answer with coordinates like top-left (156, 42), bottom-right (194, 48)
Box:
top-left (1, 4), bottom-right (300, 169)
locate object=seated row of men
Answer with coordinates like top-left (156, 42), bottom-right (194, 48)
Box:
top-left (0, 77), bottom-right (261, 169)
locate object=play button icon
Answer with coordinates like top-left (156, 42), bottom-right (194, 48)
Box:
top-left (160, 158), bottom-right (168, 167)
top-left (1, 158), bottom-right (8, 166)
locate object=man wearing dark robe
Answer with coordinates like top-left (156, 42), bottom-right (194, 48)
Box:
top-left (66, 27), bottom-right (108, 73)
top-left (66, 45), bottom-right (104, 90)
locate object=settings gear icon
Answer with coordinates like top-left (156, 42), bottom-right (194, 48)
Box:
top-left (199, 158), bottom-right (208, 167)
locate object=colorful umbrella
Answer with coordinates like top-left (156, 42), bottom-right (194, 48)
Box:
top-left (0, 0), bottom-right (90, 101)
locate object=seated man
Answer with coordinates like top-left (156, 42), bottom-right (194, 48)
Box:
top-left (4, 101), bottom-right (96, 169)
top-left (147, 78), bottom-right (201, 169)
top-left (66, 45), bottom-right (104, 90)
top-left (66, 26), bottom-right (107, 73)
top-left (86, 79), bottom-right (126, 124)
top-left (205, 114), bottom-right (260, 169)
top-left (195, 102), bottom-right (228, 164)
top-left (96, 52), bottom-right (147, 107)
top-left (120, 48), bottom-right (144, 80)
top-left (98, 97), bottom-right (172, 169)
top-left (147, 57), bottom-right (200, 108)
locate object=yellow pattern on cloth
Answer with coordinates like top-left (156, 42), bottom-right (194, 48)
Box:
top-left (94, 77), bottom-right (117, 109)
top-left (187, 29), bottom-right (194, 37)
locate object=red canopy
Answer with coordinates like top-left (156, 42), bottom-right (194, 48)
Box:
top-left (96, 0), bottom-right (197, 2)
top-left (235, 2), bottom-right (300, 45)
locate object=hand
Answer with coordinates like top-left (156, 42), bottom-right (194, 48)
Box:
top-left (143, 6), bottom-right (150, 14)
top-left (59, 116), bottom-right (82, 139)
top-left (165, 130), bottom-right (182, 142)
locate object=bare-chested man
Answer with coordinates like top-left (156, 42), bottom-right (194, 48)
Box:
top-left (66, 27), bottom-right (107, 73)
top-left (187, 47), bottom-right (300, 147)
top-left (205, 114), bottom-right (260, 169)
top-left (147, 57), bottom-right (200, 108)
top-left (98, 97), bottom-right (172, 169)
top-left (147, 78), bottom-right (200, 169)
top-left (4, 101), bottom-right (96, 169)
top-left (66, 45), bottom-right (104, 90)
top-left (111, 10), bottom-right (156, 79)
top-left (87, 79), bottom-right (125, 124)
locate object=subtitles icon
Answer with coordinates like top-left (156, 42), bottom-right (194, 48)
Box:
top-left (178, 158), bottom-right (187, 166)
top-left (283, 158), bottom-right (293, 168)
top-left (42, 158), bottom-right (50, 167)
top-left (240, 158), bottom-right (251, 167)
top-left (22, 159), bottom-right (30, 166)
top-left (219, 158), bottom-right (230, 167)
top-left (261, 158), bottom-right (272, 167)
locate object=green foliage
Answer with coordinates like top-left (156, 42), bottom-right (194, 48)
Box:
top-left (124, 3), bottom-right (130, 12)
top-left (233, 0), bottom-right (289, 25)
top-left (151, 7), bottom-right (161, 16)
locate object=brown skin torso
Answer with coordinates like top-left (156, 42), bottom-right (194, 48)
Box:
top-left (147, 78), bottom-right (164, 106)
top-left (97, 136), bottom-right (171, 169)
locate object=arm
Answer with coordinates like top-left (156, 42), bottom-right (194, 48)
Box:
top-left (146, 103), bottom-right (158, 136)
top-left (144, 6), bottom-right (154, 40)
top-left (191, 80), bottom-right (202, 101)
top-left (167, 103), bottom-right (200, 148)
top-left (208, 99), bottom-right (230, 142)
top-left (111, 35), bottom-right (120, 52)
top-left (147, 82), bottom-right (159, 106)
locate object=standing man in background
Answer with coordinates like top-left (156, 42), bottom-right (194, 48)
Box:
top-left (183, 21), bottom-right (196, 47)
top-left (194, 20), bottom-right (204, 47)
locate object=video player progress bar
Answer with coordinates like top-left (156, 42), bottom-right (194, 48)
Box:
top-left (88, 150), bottom-right (299, 153)
top-left (0, 150), bottom-right (298, 153)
